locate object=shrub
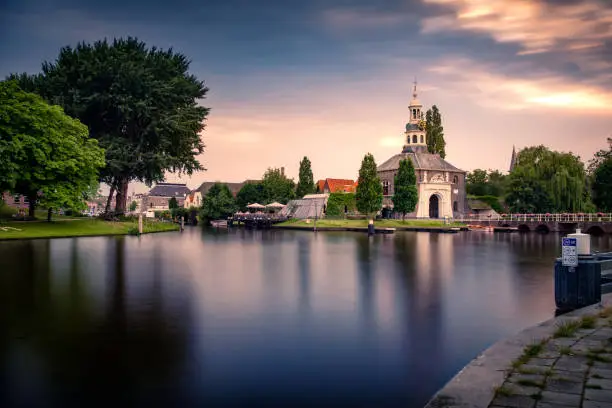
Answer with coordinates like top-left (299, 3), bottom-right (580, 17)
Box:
top-left (127, 226), bottom-right (140, 236)
top-left (470, 195), bottom-right (505, 214)
top-left (325, 193), bottom-right (357, 217)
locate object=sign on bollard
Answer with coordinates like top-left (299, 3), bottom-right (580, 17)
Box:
top-left (562, 237), bottom-right (578, 267)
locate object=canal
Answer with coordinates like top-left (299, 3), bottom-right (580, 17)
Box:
top-left (2, 229), bottom-right (612, 408)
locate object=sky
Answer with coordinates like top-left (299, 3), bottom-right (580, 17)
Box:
top-left (2, 0), bottom-right (612, 194)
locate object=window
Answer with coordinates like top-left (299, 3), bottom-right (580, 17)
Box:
top-left (23, 197), bottom-right (29, 204)
top-left (453, 175), bottom-right (458, 184)
top-left (13, 195), bottom-right (20, 204)
top-left (150, 202), bottom-right (154, 208)
top-left (382, 180), bottom-right (390, 195)
top-left (412, 109), bottom-right (416, 119)
top-left (406, 135), bottom-right (411, 144)
top-left (412, 135), bottom-right (417, 143)
top-left (453, 201), bottom-right (458, 212)
top-left (420, 135), bottom-right (424, 143)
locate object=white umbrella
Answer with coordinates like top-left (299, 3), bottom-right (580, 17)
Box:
top-left (246, 203), bottom-right (266, 209)
top-left (265, 202), bottom-right (285, 208)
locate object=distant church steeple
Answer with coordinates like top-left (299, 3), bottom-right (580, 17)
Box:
top-left (402, 78), bottom-right (428, 154)
top-left (509, 145), bottom-right (517, 173)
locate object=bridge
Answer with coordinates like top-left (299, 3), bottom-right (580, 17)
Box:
top-left (456, 213), bottom-right (612, 234)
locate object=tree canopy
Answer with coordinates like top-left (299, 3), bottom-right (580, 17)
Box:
top-left (236, 182), bottom-right (265, 210)
top-left (199, 183), bottom-right (237, 223)
top-left (262, 168), bottom-right (295, 204)
top-left (466, 169), bottom-right (507, 197)
top-left (26, 37), bottom-right (209, 214)
top-left (355, 153), bottom-right (383, 218)
top-left (392, 159), bottom-right (418, 220)
top-left (0, 81), bottom-right (105, 217)
top-left (506, 146), bottom-right (591, 213)
top-left (296, 156), bottom-right (315, 198)
top-left (592, 157), bottom-right (612, 212)
top-left (426, 105), bottom-right (445, 158)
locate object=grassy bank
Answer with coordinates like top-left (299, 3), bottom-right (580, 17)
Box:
top-left (277, 219), bottom-right (465, 229)
top-left (0, 219), bottom-right (179, 240)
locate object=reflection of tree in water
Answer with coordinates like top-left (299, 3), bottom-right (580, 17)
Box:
top-left (297, 235), bottom-right (311, 314)
top-left (392, 232), bottom-right (445, 406)
top-left (1, 237), bottom-right (191, 407)
top-left (355, 235), bottom-right (376, 329)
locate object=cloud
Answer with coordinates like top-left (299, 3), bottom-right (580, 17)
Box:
top-left (421, 0), bottom-right (612, 55)
top-left (322, 7), bottom-right (407, 30)
top-left (427, 56), bottom-right (612, 113)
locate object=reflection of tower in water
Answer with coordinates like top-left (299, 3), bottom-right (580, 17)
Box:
top-left (395, 232), bottom-right (449, 405)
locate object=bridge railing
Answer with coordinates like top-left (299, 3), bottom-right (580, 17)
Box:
top-left (455, 213), bottom-right (612, 223)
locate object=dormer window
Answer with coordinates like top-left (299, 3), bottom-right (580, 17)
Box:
top-left (412, 135), bottom-right (417, 143)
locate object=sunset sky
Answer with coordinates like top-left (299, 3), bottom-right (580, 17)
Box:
top-left (2, 0), bottom-right (612, 193)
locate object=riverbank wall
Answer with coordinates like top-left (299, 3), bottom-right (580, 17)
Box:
top-left (271, 225), bottom-right (469, 233)
top-left (424, 293), bottom-right (612, 408)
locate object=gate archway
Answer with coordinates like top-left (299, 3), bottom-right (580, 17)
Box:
top-left (429, 195), bottom-right (439, 219)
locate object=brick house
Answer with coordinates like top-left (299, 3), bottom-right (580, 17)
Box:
top-left (1, 192), bottom-right (29, 209)
top-left (143, 183), bottom-right (191, 211)
top-left (315, 179), bottom-right (358, 194)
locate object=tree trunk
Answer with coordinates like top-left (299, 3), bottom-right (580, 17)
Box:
top-left (28, 194), bottom-right (36, 219)
top-left (105, 182), bottom-right (116, 214)
top-left (402, 213), bottom-right (405, 222)
top-left (47, 207), bottom-right (52, 222)
top-left (114, 178), bottom-right (129, 216)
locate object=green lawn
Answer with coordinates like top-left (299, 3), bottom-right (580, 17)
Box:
top-left (277, 218), bottom-right (465, 228)
top-left (0, 219), bottom-right (179, 240)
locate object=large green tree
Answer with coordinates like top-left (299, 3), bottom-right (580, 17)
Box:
top-left (355, 153), bottom-right (383, 219)
top-left (296, 156), bottom-right (315, 198)
top-left (27, 37), bottom-right (209, 214)
top-left (466, 169), bottom-right (507, 197)
top-left (262, 168), bottom-right (296, 204)
top-left (592, 157), bottom-right (612, 212)
top-left (392, 159), bottom-right (418, 220)
top-left (0, 81), bottom-right (105, 218)
top-left (199, 183), bottom-right (237, 223)
top-left (466, 169), bottom-right (489, 196)
top-left (506, 146), bottom-right (590, 213)
top-left (236, 182), bottom-right (265, 210)
top-left (425, 105), bottom-right (445, 158)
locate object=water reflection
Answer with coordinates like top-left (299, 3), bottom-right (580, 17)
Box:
top-left (1, 230), bottom-right (611, 408)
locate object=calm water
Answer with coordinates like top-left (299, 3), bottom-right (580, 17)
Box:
top-left (2, 229), bottom-right (612, 408)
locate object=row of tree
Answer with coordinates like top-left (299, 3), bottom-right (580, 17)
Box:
top-left (466, 141), bottom-right (612, 214)
top-left (197, 153), bottom-right (419, 223)
top-left (3, 37), bottom-right (208, 217)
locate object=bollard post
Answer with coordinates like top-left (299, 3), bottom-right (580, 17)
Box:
top-left (181, 216), bottom-right (185, 232)
top-left (368, 219), bottom-right (375, 235)
top-left (138, 212), bottom-right (143, 235)
top-left (555, 229), bottom-right (599, 313)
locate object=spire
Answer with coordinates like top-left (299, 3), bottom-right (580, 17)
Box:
top-left (413, 77), bottom-right (418, 99)
top-left (509, 145), bottom-right (517, 173)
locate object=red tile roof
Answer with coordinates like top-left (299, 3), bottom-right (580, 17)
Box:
top-left (325, 179), bottom-right (357, 193)
top-left (316, 180), bottom-right (326, 193)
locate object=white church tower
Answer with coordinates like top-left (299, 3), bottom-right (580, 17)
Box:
top-left (402, 80), bottom-right (428, 154)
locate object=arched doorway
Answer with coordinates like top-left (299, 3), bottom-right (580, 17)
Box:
top-left (429, 195), bottom-right (439, 219)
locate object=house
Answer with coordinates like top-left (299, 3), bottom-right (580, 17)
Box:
top-left (184, 190), bottom-right (203, 209)
top-left (377, 81), bottom-right (467, 219)
top-left (143, 183), bottom-right (191, 211)
top-left (315, 179), bottom-right (357, 194)
top-left (1, 192), bottom-right (29, 210)
top-left (467, 198), bottom-right (500, 218)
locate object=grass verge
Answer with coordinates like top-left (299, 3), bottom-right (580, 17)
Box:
top-left (0, 219), bottom-right (179, 240)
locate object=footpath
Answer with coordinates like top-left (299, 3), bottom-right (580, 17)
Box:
top-left (426, 294), bottom-right (612, 408)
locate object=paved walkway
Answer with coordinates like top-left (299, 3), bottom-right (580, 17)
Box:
top-left (491, 309), bottom-right (612, 408)
top-left (425, 295), bottom-right (612, 408)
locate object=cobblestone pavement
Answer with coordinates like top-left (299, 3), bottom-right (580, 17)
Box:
top-left (490, 308), bottom-right (612, 408)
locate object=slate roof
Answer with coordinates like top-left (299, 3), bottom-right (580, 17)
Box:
top-left (405, 123), bottom-right (422, 131)
top-left (148, 183), bottom-right (191, 197)
top-left (377, 152), bottom-right (465, 173)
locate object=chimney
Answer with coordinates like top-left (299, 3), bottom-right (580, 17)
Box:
top-left (281, 167), bottom-right (285, 176)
